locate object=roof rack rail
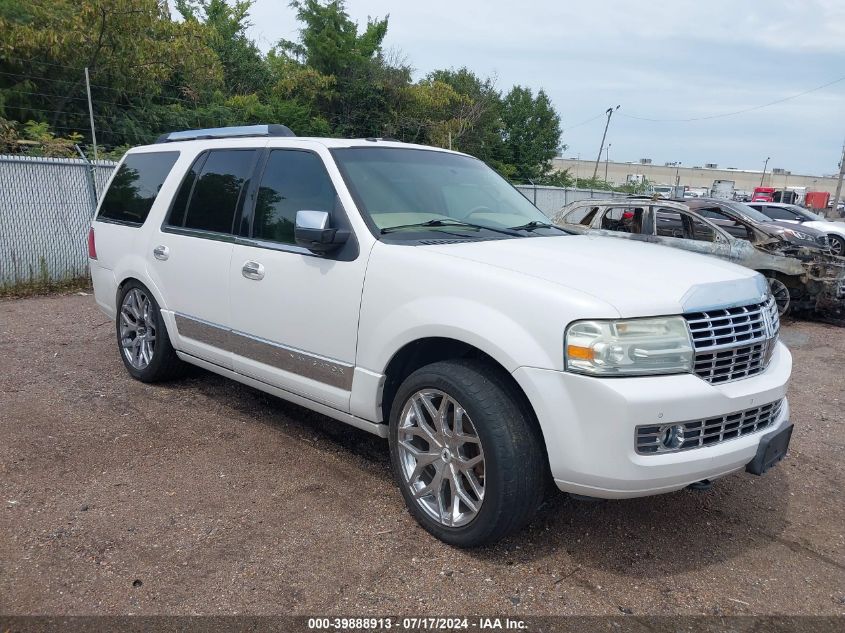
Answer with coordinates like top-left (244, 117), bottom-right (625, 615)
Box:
top-left (155, 124), bottom-right (295, 144)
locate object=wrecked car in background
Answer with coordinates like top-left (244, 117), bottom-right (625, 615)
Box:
top-left (681, 197), bottom-right (831, 254)
top-left (551, 198), bottom-right (845, 319)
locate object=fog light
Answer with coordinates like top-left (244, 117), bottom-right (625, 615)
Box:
top-left (659, 424), bottom-right (685, 450)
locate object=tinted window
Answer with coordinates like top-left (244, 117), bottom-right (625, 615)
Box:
top-left (252, 150), bottom-right (336, 244)
top-left (759, 205), bottom-right (801, 221)
top-left (167, 158), bottom-right (199, 228)
top-left (170, 149), bottom-right (258, 234)
top-left (98, 152), bottom-right (179, 225)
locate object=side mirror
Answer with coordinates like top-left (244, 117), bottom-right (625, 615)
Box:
top-left (294, 210), bottom-right (349, 254)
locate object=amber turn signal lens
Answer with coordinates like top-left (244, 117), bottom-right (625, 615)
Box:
top-left (566, 345), bottom-right (594, 361)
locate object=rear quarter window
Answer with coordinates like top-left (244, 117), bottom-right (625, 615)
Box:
top-left (563, 205), bottom-right (599, 226)
top-left (97, 152), bottom-right (179, 225)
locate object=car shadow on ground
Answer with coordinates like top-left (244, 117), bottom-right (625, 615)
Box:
top-left (483, 469), bottom-right (791, 577)
top-left (175, 366), bottom-right (791, 578)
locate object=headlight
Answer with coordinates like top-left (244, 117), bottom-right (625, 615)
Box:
top-left (565, 316), bottom-right (694, 376)
top-left (783, 228), bottom-right (813, 241)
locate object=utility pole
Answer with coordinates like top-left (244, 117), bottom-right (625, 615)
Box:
top-left (84, 67), bottom-right (98, 161)
top-left (593, 105), bottom-right (620, 180)
top-left (604, 144), bottom-right (611, 181)
top-left (760, 156), bottom-right (770, 187)
top-left (830, 141), bottom-right (845, 219)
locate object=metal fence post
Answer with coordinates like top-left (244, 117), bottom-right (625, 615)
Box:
top-left (75, 145), bottom-right (99, 215)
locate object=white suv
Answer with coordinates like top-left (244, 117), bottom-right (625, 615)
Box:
top-left (88, 125), bottom-right (793, 547)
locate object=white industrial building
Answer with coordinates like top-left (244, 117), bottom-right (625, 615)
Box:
top-left (553, 157), bottom-right (841, 195)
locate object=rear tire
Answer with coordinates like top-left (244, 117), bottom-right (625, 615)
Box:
top-left (388, 359), bottom-right (546, 547)
top-left (116, 280), bottom-right (186, 383)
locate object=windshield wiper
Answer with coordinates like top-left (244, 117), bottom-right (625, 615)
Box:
top-left (380, 219), bottom-right (521, 236)
top-left (508, 220), bottom-right (565, 232)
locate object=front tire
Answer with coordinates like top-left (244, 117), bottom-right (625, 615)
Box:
top-left (828, 234), bottom-right (845, 256)
top-left (766, 277), bottom-right (791, 317)
top-left (388, 359), bottom-right (546, 547)
top-left (116, 281), bottom-right (186, 382)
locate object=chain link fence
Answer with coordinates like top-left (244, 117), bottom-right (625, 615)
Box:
top-left (514, 184), bottom-right (626, 216)
top-left (0, 155), bottom-right (117, 290)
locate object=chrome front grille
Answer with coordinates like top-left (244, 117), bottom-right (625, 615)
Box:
top-left (636, 399), bottom-right (784, 454)
top-left (684, 296), bottom-right (779, 384)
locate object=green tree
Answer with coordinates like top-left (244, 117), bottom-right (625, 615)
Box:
top-left (277, 0), bottom-right (401, 137)
top-left (175, 0), bottom-right (270, 96)
top-left (498, 86), bottom-right (562, 182)
top-left (426, 68), bottom-right (503, 161)
top-left (0, 0), bottom-right (222, 147)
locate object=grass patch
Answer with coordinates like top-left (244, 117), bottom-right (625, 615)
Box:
top-left (0, 275), bottom-right (92, 299)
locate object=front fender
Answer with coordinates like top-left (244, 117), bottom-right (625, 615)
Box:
top-left (361, 295), bottom-right (557, 375)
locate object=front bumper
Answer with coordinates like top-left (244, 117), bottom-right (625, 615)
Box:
top-left (513, 341), bottom-right (792, 499)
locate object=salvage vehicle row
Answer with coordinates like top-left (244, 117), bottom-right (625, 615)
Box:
top-left (552, 197), bottom-right (845, 319)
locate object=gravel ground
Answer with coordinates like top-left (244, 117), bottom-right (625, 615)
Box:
top-left (1, 293), bottom-right (843, 616)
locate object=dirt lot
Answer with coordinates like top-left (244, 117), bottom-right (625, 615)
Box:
top-left (1, 293), bottom-right (843, 616)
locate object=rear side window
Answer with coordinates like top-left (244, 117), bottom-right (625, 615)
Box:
top-left (563, 205), bottom-right (599, 226)
top-left (761, 206), bottom-right (801, 221)
top-left (167, 149), bottom-right (259, 234)
top-left (252, 150), bottom-right (336, 245)
top-left (98, 152), bottom-right (179, 225)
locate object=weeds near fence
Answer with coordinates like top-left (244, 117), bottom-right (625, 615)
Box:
top-left (0, 274), bottom-right (91, 299)
top-left (0, 256), bottom-right (91, 298)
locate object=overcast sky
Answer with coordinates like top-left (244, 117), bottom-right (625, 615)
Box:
top-left (233, 0), bottom-right (844, 176)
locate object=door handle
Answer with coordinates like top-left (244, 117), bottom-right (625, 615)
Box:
top-left (242, 261), bottom-right (265, 280)
top-left (153, 245), bottom-right (169, 261)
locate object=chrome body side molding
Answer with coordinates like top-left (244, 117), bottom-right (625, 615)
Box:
top-left (173, 313), bottom-right (354, 391)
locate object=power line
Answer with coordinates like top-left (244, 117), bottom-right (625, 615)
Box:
top-left (563, 111), bottom-right (607, 131)
top-left (619, 75), bottom-right (845, 122)
top-left (1, 55), bottom-right (209, 94)
top-left (2, 87), bottom-right (200, 108)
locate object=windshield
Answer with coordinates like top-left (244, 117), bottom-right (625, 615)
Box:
top-left (783, 204), bottom-right (825, 221)
top-left (331, 147), bottom-right (550, 235)
top-left (720, 200), bottom-right (776, 224)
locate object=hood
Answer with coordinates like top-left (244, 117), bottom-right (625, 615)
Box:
top-left (421, 235), bottom-right (766, 317)
top-left (804, 220), bottom-right (845, 237)
top-left (759, 220), bottom-right (829, 250)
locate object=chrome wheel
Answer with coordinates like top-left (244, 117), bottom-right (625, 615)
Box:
top-left (397, 389), bottom-right (485, 528)
top-left (119, 288), bottom-right (156, 370)
top-left (829, 235), bottom-right (844, 256)
top-left (767, 277), bottom-right (791, 316)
